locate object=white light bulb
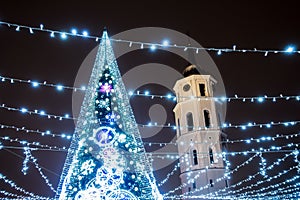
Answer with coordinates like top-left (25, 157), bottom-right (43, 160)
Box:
top-left (56, 85), bottom-right (63, 91)
top-left (61, 32), bottom-right (67, 39)
top-left (150, 44), bottom-right (156, 51)
top-left (285, 46), bottom-right (295, 53)
top-left (71, 29), bottom-right (77, 35)
top-left (82, 31), bottom-right (88, 37)
top-left (162, 40), bottom-right (169, 47)
top-left (31, 81), bottom-right (39, 87)
top-left (20, 108), bottom-right (28, 113)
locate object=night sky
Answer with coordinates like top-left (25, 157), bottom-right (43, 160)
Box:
top-left (0, 1), bottom-right (300, 199)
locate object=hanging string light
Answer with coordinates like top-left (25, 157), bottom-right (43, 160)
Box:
top-left (1, 102), bottom-right (300, 131)
top-left (0, 136), bottom-right (68, 151)
top-left (0, 21), bottom-right (300, 56)
top-left (0, 123), bottom-right (72, 139)
top-left (0, 173), bottom-right (50, 199)
top-left (1, 74), bottom-right (300, 103)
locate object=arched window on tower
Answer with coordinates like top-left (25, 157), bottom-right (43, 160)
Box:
top-left (192, 149), bottom-right (198, 165)
top-left (199, 83), bottom-right (206, 96)
top-left (186, 112), bottom-right (194, 131)
top-left (204, 110), bottom-right (211, 128)
top-left (209, 148), bottom-right (214, 164)
top-left (177, 118), bottom-right (181, 136)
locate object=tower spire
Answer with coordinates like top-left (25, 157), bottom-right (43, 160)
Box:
top-left (55, 30), bottom-right (162, 200)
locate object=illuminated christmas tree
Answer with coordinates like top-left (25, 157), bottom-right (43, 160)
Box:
top-left (55, 30), bottom-right (162, 200)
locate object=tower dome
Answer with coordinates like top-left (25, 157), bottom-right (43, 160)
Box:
top-left (182, 64), bottom-right (200, 77)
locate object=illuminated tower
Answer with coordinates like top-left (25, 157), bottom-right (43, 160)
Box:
top-left (55, 30), bottom-right (162, 200)
top-left (173, 65), bottom-right (228, 199)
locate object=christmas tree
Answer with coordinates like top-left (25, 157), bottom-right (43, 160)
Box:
top-left (55, 30), bottom-right (162, 200)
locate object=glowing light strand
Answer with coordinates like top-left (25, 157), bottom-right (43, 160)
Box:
top-left (0, 173), bottom-right (49, 199)
top-left (0, 21), bottom-right (299, 55)
top-left (0, 123), bottom-right (72, 139)
top-left (0, 136), bottom-right (68, 151)
top-left (233, 175), bottom-right (300, 199)
top-left (24, 149), bottom-right (57, 193)
top-left (164, 153), bottom-right (258, 198)
top-left (1, 74), bottom-right (300, 103)
top-left (0, 190), bottom-right (43, 200)
top-left (211, 152), bottom-right (295, 197)
top-left (225, 165), bottom-right (298, 197)
top-left (157, 162), bottom-right (180, 187)
top-left (178, 156), bottom-right (295, 199)
top-left (0, 104), bottom-right (72, 121)
top-left (165, 143), bottom-right (299, 198)
top-left (2, 102), bottom-right (300, 131)
top-left (21, 147), bottom-right (30, 175)
top-left (1, 122), bottom-right (299, 152)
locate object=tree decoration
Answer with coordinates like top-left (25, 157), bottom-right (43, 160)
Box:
top-left (55, 30), bottom-right (162, 200)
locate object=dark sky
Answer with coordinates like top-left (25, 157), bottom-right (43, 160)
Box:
top-left (0, 1), bottom-right (300, 199)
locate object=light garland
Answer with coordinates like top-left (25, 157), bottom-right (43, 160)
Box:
top-left (0, 103), bottom-right (73, 121)
top-left (210, 152), bottom-right (295, 197)
top-left (157, 162), bottom-right (180, 187)
top-left (23, 148), bottom-right (57, 193)
top-left (233, 175), bottom-right (300, 199)
top-left (237, 189), bottom-right (300, 200)
top-left (163, 153), bottom-right (258, 198)
top-left (224, 165), bottom-right (298, 197)
top-left (1, 74), bottom-right (300, 104)
top-left (2, 102), bottom-right (300, 131)
top-left (165, 143), bottom-right (299, 198)
top-left (0, 173), bottom-right (50, 199)
top-left (1, 120), bottom-right (299, 150)
top-left (0, 123), bottom-right (72, 139)
top-left (0, 21), bottom-right (299, 56)
top-left (21, 147), bottom-right (30, 175)
top-left (0, 136), bottom-right (68, 151)
top-left (0, 190), bottom-right (27, 199)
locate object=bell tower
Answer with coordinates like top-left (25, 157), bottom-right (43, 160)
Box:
top-left (173, 65), bottom-right (228, 198)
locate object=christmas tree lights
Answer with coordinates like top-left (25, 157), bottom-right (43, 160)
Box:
top-left (55, 30), bottom-right (162, 199)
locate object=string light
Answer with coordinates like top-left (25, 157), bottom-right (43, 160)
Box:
top-left (232, 176), bottom-right (300, 199)
top-left (0, 136), bottom-right (68, 151)
top-left (1, 98), bottom-right (300, 145)
top-left (224, 165), bottom-right (298, 197)
top-left (210, 152), bottom-right (295, 197)
top-left (0, 173), bottom-right (49, 199)
top-left (0, 21), bottom-right (299, 199)
top-left (165, 143), bottom-right (299, 198)
top-left (0, 103), bottom-right (74, 121)
top-left (0, 190), bottom-right (30, 199)
top-left (1, 74), bottom-right (300, 104)
top-left (179, 157), bottom-right (295, 199)
top-left (23, 148), bottom-right (57, 192)
top-left (0, 123), bottom-right (72, 139)
top-left (2, 102), bottom-right (300, 131)
top-left (21, 147), bottom-right (30, 175)
top-left (157, 162), bottom-right (180, 187)
top-left (164, 153), bottom-right (257, 197)
top-left (1, 20), bottom-right (300, 55)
